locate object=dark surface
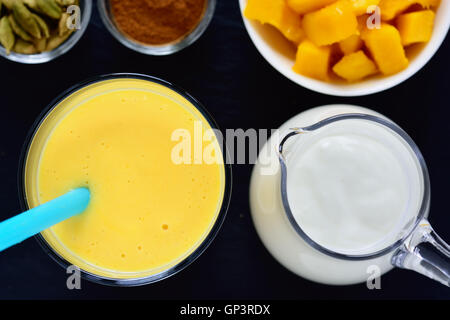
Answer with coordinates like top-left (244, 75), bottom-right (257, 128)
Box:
top-left (0, 1), bottom-right (449, 300)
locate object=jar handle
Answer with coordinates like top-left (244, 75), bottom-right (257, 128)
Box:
top-left (278, 128), bottom-right (305, 157)
top-left (391, 219), bottom-right (450, 287)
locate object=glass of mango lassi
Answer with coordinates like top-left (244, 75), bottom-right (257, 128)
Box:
top-left (19, 74), bottom-right (231, 286)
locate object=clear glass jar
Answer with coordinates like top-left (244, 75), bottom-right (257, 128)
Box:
top-left (0, 0), bottom-right (92, 64)
top-left (251, 105), bottom-right (450, 287)
top-left (97, 0), bottom-right (216, 55)
top-left (18, 73), bottom-right (232, 286)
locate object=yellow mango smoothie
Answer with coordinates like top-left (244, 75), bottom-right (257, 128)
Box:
top-left (23, 76), bottom-right (227, 281)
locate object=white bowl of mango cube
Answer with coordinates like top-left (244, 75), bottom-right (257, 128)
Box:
top-left (239, 0), bottom-right (450, 96)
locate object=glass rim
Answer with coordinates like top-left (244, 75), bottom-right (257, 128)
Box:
top-left (97, 0), bottom-right (216, 56)
top-left (278, 113), bottom-right (431, 261)
top-left (0, 0), bottom-right (92, 64)
top-left (17, 73), bottom-right (232, 286)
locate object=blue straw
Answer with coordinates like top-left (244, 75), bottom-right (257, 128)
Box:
top-left (0, 188), bottom-right (90, 252)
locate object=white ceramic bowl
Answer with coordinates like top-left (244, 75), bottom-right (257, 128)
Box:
top-left (239, 0), bottom-right (450, 96)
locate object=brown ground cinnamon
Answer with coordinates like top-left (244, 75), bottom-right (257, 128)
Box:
top-left (111, 0), bottom-right (207, 45)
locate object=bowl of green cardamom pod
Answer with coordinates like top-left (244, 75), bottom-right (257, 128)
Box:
top-left (0, 0), bottom-right (91, 64)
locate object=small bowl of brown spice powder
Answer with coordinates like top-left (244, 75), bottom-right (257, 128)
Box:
top-left (98, 0), bottom-right (215, 55)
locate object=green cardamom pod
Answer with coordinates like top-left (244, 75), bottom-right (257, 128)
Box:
top-left (13, 38), bottom-right (37, 54)
top-left (23, 0), bottom-right (40, 11)
top-left (36, 0), bottom-right (62, 20)
top-left (8, 15), bottom-right (33, 42)
top-left (13, 1), bottom-right (42, 39)
top-left (33, 36), bottom-right (46, 52)
top-left (58, 12), bottom-right (70, 36)
top-left (45, 31), bottom-right (70, 51)
top-left (32, 13), bottom-right (49, 38)
top-left (56, 0), bottom-right (76, 6)
top-left (1, 0), bottom-right (15, 10)
top-left (0, 15), bottom-right (15, 54)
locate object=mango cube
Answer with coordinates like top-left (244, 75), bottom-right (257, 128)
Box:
top-left (362, 23), bottom-right (408, 75)
top-left (293, 40), bottom-right (331, 81)
top-left (396, 10), bottom-right (435, 46)
top-left (350, 0), bottom-right (381, 16)
top-left (244, 0), bottom-right (305, 44)
top-left (303, 1), bottom-right (358, 46)
top-left (333, 50), bottom-right (378, 81)
top-left (286, 0), bottom-right (338, 14)
top-left (379, 0), bottom-right (440, 21)
top-left (379, 0), bottom-right (412, 20)
top-left (339, 34), bottom-right (364, 54)
top-left (417, 0), bottom-right (441, 8)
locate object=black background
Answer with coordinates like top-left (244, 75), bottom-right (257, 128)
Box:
top-left (0, 1), bottom-right (449, 300)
